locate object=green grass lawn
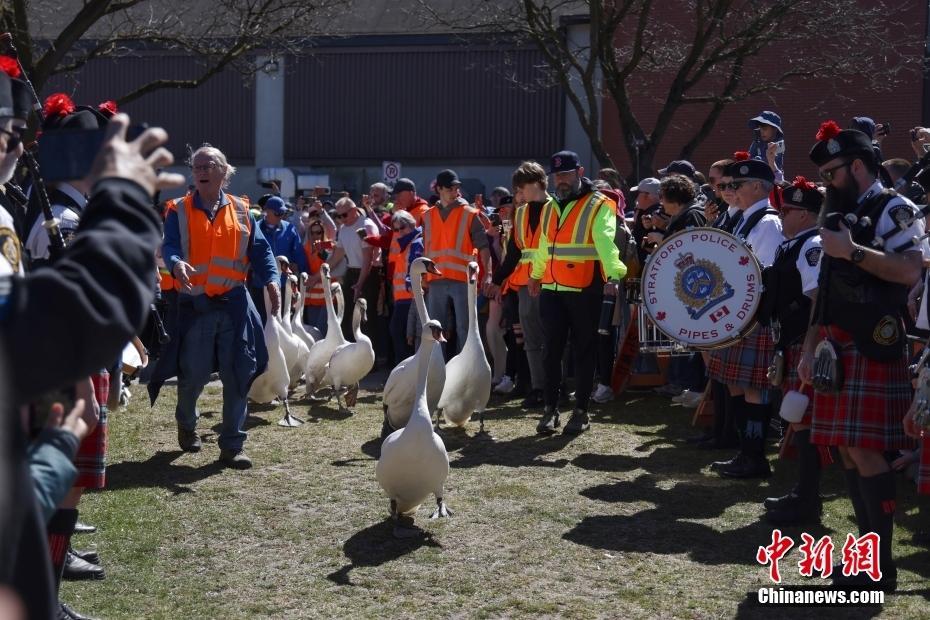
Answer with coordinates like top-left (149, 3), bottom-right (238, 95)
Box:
top-left (61, 381), bottom-right (930, 619)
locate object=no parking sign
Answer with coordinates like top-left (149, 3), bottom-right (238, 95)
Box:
top-left (382, 161), bottom-right (401, 185)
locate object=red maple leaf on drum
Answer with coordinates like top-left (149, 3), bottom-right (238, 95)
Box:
top-left (656, 311), bottom-right (667, 320)
top-left (739, 256), bottom-right (749, 266)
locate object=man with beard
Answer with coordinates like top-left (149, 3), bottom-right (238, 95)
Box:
top-left (797, 121), bottom-right (924, 593)
top-left (528, 151), bottom-right (626, 435)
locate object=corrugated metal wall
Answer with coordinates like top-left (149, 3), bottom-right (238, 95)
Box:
top-left (42, 55), bottom-right (256, 162)
top-left (283, 44), bottom-right (562, 164)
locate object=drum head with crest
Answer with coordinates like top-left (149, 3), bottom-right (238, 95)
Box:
top-left (640, 227), bottom-right (762, 350)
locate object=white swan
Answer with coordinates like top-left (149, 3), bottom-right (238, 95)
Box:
top-left (279, 274), bottom-right (311, 391)
top-left (382, 257), bottom-right (446, 437)
top-left (324, 297), bottom-right (375, 413)
top-left (438, 261), bottom-right (492, 432)
top-left (304, 264), bottom-right (347, 397)
top-left (275, 256), bottom-right (296, 338)
top-left (376, 319), bottom-right (452, 538)
top-left (248, 287), bottom-right (301, 426)
top-left (292, 272), bottom-right (316, 351)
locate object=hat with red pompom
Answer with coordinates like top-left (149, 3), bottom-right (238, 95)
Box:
top-left (808, 120), bottom-right (875, 167)
top-left (782, 176), bottom-right (823, 212)
top-left (41, 92), bottom-right (109, 133)
top-left (732, 150), bottom-right (751, 162)
top-left (0, 55), bottom-right (31, 120)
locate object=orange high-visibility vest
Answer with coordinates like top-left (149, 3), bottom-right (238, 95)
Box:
top-left (389, 233), bottom-right (420, 301)
top-left (540, 192), bottom-right (613, 288)
top-left (422, 204), bottom-right (481, 283)
top-left (169, 193), bottom-right (252, 297)
top-left (303, 250), bottom-right (326, 307)
top-left (507, 200), bottom-right (550, 289)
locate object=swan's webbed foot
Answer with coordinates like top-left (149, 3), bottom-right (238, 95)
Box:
top-left (429, 497), bottom-right (452, 519)
top-left (277, 398), bottom-right (304, 427)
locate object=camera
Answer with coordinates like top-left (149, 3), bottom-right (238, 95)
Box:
top-left (38, 125), bottom-right (147, 182)
top-left (773, 140), bottom-right (785, 155)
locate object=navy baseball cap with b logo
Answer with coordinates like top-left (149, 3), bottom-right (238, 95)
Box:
top-left (549, 150), bottom-right (580, 174)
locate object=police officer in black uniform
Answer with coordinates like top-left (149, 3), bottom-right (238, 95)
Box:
top-left (758, 177), bottom-right (825, 524)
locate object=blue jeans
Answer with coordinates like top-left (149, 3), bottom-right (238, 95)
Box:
top-left (426, 279), bottom-right (469, 355)
top-left (175, 308), bottom-right (248, 451)
top-left (391, 299), bottom-right (412, 363)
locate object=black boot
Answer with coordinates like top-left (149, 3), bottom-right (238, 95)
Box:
top-left (766, 429), bottom-right (822, 524)
top-left (857, 471), bottom-right (898, 592)
top-left (720, 403), bottom-right (771, 479)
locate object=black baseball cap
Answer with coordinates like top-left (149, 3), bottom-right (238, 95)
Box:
top-left (658, 160), bottom-right (696, 178)
top-left (392, 178), bottom-right (416, 195)
top-left (435, 169), bottom-right (461, 188)
top-left (549, 150), bottom-right (581, 173)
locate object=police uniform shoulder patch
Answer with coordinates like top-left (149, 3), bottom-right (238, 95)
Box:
top-left (804, 246), bottom-right (822, 267)
top-left (0, 227), bottom-right (22, 274)
top-left (888, 203), bottom-right (913, 227)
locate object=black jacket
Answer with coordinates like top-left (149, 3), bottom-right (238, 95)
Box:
top-left (0, 177), bottom-right (161, 620)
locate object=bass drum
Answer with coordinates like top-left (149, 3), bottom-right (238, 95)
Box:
top-left (640, 227), bottom-right (762, 350)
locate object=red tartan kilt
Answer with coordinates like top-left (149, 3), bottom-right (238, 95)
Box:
top-left (919, 436), bottom-right (930, 496)
top-left (783, 343), bottom-right (814, 424)
top-left (811, 326), bottom-right (911, 451)
top-left (75, 372), bottom-right (109, 489)
top-left (707, 324), bottom-right (774, 390)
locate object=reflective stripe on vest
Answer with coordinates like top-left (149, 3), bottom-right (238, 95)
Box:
top-left (422, 205), bottom-right (478, 283)
top-left (542, 192), bottom-right (607, 288)
top-left (508, 199), bottom-right (550, 288)
top-left (303, 249), bottom-right (326, 306)
top-left (389, 234), bottom-right (419, 301)
top-left (174, 193), bottom-right (251, 297)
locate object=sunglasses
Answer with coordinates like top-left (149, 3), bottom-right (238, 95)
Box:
top-left (721, 180), bottom-right (748, 191)
top-left (335, 213), bottom-right (348, 219)
top-left (819, 161), bottom-right (850, 183)
top-left (310, 229), bottom-right (324, 236)
top-left (192, 162), bottom-right (218, 173)
top-left (0, 127), bottom-right (22, 153)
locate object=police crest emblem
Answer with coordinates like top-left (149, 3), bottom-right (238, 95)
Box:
top-left (0, 227), bottom-right (21, 273)
top-left (672, 252), bottom-right (734, 319)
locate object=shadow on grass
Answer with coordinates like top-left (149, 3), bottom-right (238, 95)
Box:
top-left (326, 518), bottom-right (442, 586)
top-left (106, 450), bottom-right (224, 494)
top-left (450, 432), bottom-right (574, 469)
top-left (209, 414), bottom-right (270, 434)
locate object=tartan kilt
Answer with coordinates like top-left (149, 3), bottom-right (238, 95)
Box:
top-left (811, 326), bottom-right (911, 451)
top-left (783, 343), bottom-right (814, 424)
top-left (919, 436), bottom-right (930, 496)
top-left (75, 371), bottom-right (110, 489)
top-left (707, 324), bottom-right (774, 390)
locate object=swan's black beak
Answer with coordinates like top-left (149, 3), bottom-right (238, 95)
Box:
top-left (430, 326), bottom-right (446, 343)
top-left (467, 262), bottom-right (478, 284)
top-left (426, 260), bottom-right (442, 277)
